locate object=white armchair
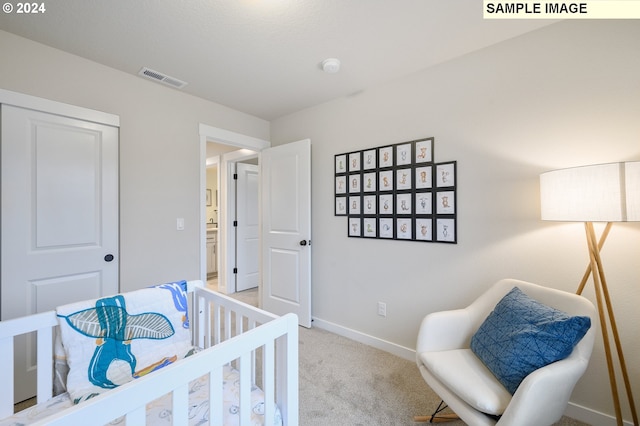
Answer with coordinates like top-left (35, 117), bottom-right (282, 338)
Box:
top-left (415, 278), bottom-right (596, 426)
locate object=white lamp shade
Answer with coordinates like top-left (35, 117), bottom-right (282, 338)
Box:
top-left (540, 162), bottom-right (640, 222)
top-left (626, 161), bottom-right (640, 221)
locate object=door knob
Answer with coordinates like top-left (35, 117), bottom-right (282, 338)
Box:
top-left (104, 254), bottom-right (114, 262)
top-left (299, 240), bottom-right (307, 246)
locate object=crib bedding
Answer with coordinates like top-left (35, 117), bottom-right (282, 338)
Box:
top-left (54, 281), bottom-right (194, 404)
top-left (2, 365), bottom-right (282, 426)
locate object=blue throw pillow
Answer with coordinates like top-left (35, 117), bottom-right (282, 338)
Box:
top-left (470, 287), bottom-right (591, 394)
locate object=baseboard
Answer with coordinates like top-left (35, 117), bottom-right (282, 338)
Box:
top-left (312, 316), bottom-right (628, 426)
top-left (565, 401), bottom-right (634, 426)
top-left (311, 316), bottom-right (416, 362)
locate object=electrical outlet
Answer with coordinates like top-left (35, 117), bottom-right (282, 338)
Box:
top-left (377, 301), bottom-right (387, 317)
top-left (176, 217), bottom-right (185, 231)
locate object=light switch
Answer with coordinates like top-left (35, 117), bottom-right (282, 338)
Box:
top-left (176, 217), bottom-right (185, 231)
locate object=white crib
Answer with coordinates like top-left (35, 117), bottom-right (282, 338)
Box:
top-left (0, 280), bottom-right (299, 425)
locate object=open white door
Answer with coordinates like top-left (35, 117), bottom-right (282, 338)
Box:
top-left (236, 162), bottom-right (259, 292)
top-left (261, 139), bottom-right (311, 328)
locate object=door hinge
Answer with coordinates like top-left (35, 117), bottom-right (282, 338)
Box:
top-left (233, 267), bottom-right (238, 274)
top-left (233, 173), bottom-right (238, 180)
top-left (233, 220), bottom-right (238, 227)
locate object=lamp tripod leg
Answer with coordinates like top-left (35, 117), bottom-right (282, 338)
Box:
top-left (598, 267), bottom-right (639, 426)
top-left (577, 222), bottom-right (611, 296)
top-left (583, 222), bottom-right (638, 426)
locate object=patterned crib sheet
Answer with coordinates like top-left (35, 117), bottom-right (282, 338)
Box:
top-left (2, 365), bottom-right (282, 426)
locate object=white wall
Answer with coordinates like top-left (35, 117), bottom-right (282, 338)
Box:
top-left (0, 30), bottom-right (269, 291)
top-left (271, 21), bottom-right (640, 423)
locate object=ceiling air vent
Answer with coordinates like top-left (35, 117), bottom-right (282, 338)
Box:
top-left (138, 67), bottom-right (188, 89)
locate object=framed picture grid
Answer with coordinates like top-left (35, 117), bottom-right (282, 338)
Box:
top-left (334, 137), bottom-right (457, 244)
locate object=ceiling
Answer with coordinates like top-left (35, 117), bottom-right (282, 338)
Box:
top-left (0, 0), bottom-right (556, 121)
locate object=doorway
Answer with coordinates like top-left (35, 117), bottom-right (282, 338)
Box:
top-left (199, 124), bottom-right (269, 295)
top-left (205, 160), bottom-right (219, 285)
top-left (204, 143), bottom-right (259, 294)
top-left (199, 125), bottom-right (312, 326)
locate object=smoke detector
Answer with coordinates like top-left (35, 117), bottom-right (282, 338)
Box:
top-left (138, 67), bottom-right (188, 89)
top-left (322, 58), bottom-right (341, 74)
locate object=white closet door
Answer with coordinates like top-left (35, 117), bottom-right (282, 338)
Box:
top-left (1, 104), bottom-right (119, 402)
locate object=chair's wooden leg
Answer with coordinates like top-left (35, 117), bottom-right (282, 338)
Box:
top-left (414, 413), bottom-right (460, 423)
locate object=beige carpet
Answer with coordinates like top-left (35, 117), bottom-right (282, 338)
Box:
top-left (224, 285), bottom-right (590, 426)
top-left (298, 325), bottom-right (589, 426)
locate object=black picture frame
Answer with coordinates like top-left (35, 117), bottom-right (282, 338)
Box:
top-left (335, 196), bottom-right (347, 216)
top-left (415, 138), bottom-right (434, 164)
top-left (434, 161), bottom-right (457, 243)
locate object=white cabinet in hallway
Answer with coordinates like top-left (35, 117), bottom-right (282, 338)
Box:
top-left (206, 229), bottom-right (218, 275)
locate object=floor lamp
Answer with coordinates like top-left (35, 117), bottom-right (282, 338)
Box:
top-left (540, 162), bottom-right (640, 426)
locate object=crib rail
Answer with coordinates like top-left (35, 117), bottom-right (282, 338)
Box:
top-left (0, 310), bottom-right (58, 418)
top-left (1, 282), bottom-right (299, 425)
top-left (191, 285), bottom-right (299, 425)
top-left (0, 280), bottom-right (204, 418)
top-left (31, 312), bottom-right (299, 426)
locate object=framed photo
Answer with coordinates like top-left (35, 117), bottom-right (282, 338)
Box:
top-left (415, 165), bottom-right (432, 189)
top-left (379, 218), bottom-right (394, 238)
top-left (415, 192), bottom-right (432, 215)
top-left (206, 189), bottom-right (212, 206)
top-left (436, 191), bottom-right (455, 214)
top-left (396, 143), bottom-right (412, 166)
top-left (349, 217), bottom-right (361, 237)
top-left (348, 196), bottom-right (361, 215)
top-left (363, 195), bottom-right (377, 215)
top-left (348, 152), bottom-right (361, 172)
top-left (363, 149), bottom-right (377, 170)
top-left (348, 174), bottom-right (361, 193)
top-left (436, 218), bottom-right (456, 243)
top-left (415, 138), bottom-right (434, 164)
top-left (415, 218), bottom-right (433, 241)
top-left (396, 168), bottom-right (412, 190)
top-left (379, 146), bottom-right (394, 168)
top-left (363, 218), bottom-right (377, 237)
top-left (436, 162), bottom-right (456, 188)
top-left (335, 175), bottom-right (347, 194)
top-left (379, 194), bottom-right (393, 215)
top-left (363, 172), bottom-right (377, 192)
top-left (335, 154), bottom-right (347, 174)
top-left (396, 193), bottom-right (412, 215)
top-left (379, 170), bottom-right (394, 192)
top-left (397, 218), bottom-right (412, 239)
top-left (335, 196), bottom-right (347, 216)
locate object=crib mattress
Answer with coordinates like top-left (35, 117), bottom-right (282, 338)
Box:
top-left (2, 365), bottom-right (282, 426)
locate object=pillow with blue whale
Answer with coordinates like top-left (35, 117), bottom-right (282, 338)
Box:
top-left (55, 280), bottom-right (195, 404)
top-left (470, 286), bottom-right (591, 395)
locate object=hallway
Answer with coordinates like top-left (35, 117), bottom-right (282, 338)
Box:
top-left (206, 277), bottom-right (258, 307)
